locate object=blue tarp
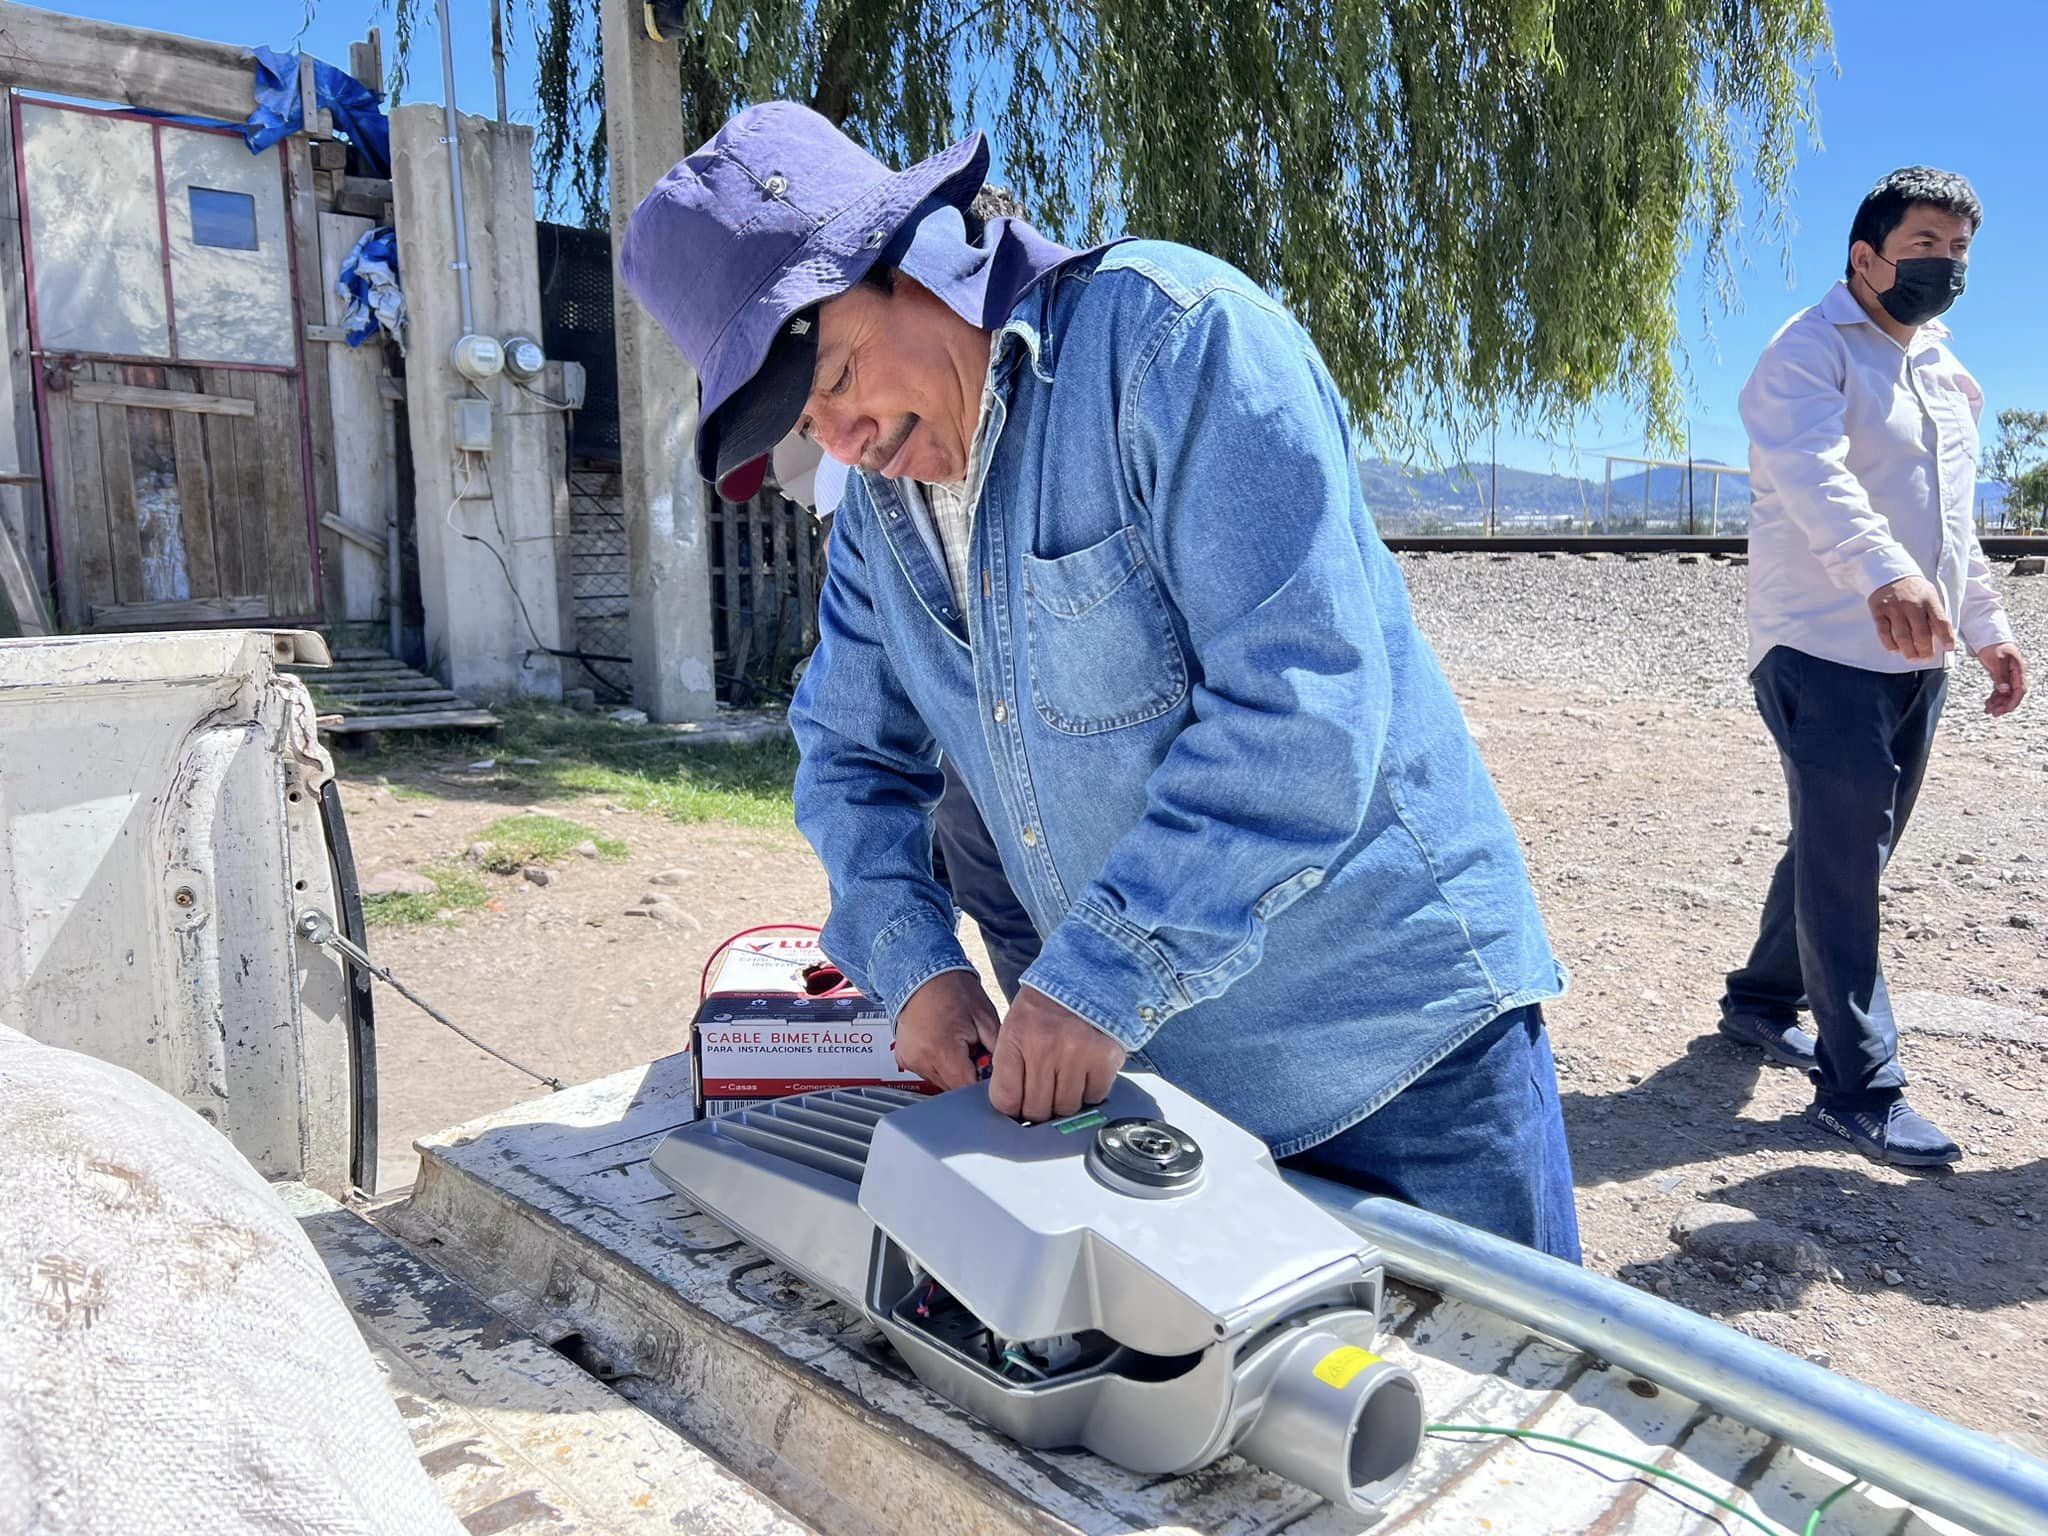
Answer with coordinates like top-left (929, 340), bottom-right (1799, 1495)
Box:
top-left (338, 226), bottom-right (405, 350)
top-left (243, 47), bottom-right (390, 178)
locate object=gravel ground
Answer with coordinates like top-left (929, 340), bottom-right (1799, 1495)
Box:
top-left (1402, 549), bottom-right (2048, 725)
top-left (348, 550), bottom-right (2048, 1448)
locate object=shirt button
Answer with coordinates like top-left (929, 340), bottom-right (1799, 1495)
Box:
top-left (1021, 825), bottom-right (1037, 848)
top-left (992, 700), bottom-right (1007, 723)
top-left (1138, 1005), bottom-right (1156, 1024)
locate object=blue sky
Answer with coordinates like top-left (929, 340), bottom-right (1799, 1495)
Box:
top-left (57, 0), bottom-right (2048, 478)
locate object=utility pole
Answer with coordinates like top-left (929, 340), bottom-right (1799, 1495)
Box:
top-left (490, 0), bottom-right (509, 122)
top-left (1488, 417), bottom-right (1499, 537)
top-left (602, 0), bottom-right (718, 719)
top-left (1685, 426), bottom-right (1696, 536)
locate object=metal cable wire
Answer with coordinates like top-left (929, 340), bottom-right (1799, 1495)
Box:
top-left (301, 913), bottom-right (563, 1091)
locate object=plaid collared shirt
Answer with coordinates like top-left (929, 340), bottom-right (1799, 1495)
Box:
top-left (918, 336), bottom-right (1001, 609)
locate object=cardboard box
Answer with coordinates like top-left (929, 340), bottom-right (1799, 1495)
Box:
top-left (692, 932), bottom-right (932, 1117)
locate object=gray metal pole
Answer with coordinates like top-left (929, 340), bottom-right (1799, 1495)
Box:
top-left (434, 0), bottom-right (476, 336)
top-left (1289, 1177), bottom-right (2048, 1536)
top-left (383, 395), bottom-right (403, 659)
top-left (1488, 419), bottom-right (1498, 537)
top-left (491, 0), bottom-right (510, 123)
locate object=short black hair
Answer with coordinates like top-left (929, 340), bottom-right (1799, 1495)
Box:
top-left (1846, 166), bottom-right (1983, 279)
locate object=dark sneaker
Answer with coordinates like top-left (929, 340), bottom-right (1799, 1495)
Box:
top-left (1805, 1096), bottom-right (1960, 1168)
top-left (1718, 1012), bottom-right (1818, 1069)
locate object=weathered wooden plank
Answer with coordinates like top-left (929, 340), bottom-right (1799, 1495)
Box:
top-left (311, 675), bottom-right (448, 697)
top-left (295, 659), bottom-right (407, 676)
top-left (719, 495), bottom-right (740, 681)
top-left (346, 29), bottom-right (382, 95)
top-left (293, 1194), bottom-right (814, 1536)
top-left (94, 378), bottom-right (145, 607)
top-left (287, 138), bottom-right (341, 623)
top-left (751, 493), bottom-right (773, 668)
top-left (318, 210), bottom-right (385, 624)
top-left (323, 690), bottom-right (465, 711)
top-left (200, 371), bottom-right (250, 596)
top-left (335, 175), bottom-right (393, 219)
top-left (220, 370), bottom-right (272, 615)
top-left (69, 379), bottom-right (254, 417)
top-left (170, 411), bottom-right (219, 598)
top-left (318, 707), bottom-right (501, 735)
top-left (0, 103), bottom-right (47, 611)
top-left (43, 391), bottom-right (81, 624)
top-left (0, 512), bottom-right (46, 633)
top-left (59, 375), bottom-right (117, 623)
top-left (321, 511), bottom-right (385, 555)
top-left (0, 3), bottom-right (257, 122)
top-left (123, 399), bottom-right (188, 602)
top-left (89, 594), bottom-right (266, 626)
top-left (252, 368), bottom-right (314, 615)
top-left (793, 500), bottom-right (815, 651)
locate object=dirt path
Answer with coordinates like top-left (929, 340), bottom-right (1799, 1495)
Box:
top-left (340, 565), bottom-right (2048, 1449)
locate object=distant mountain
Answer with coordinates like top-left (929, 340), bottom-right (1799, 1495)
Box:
top-left (1357, 456), bottom-right (2016, 535)
top-left (1357, 457), bottom-right (1748, 533)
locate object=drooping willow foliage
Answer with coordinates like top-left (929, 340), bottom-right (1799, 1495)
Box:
top-left (396, 0), bottom-right (1832, 449)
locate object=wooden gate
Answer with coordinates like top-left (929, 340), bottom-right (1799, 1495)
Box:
top-left (14, 97), bottom-right (318, 628)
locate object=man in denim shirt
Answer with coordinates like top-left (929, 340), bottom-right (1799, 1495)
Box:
top-left (624, 104), bottom-right (1578, 1258)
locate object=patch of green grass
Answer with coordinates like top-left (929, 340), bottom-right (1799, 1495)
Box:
top-left (363, 862), bottom-right (490, 927)
top-left (473, 812), bottom-right (627, 872)
top-left (344, 703), bottom-right (801, 832)
top-left (537, 738), bottom-right (799, 830)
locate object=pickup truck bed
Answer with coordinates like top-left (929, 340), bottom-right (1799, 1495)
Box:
top-left (330, 1054), bottom-right (1959, 1536)
top-left (283, 1182), bottom-right (814, 1535)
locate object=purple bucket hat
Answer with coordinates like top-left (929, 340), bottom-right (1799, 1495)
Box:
top-left (620, 102), bottom-right (989, 498)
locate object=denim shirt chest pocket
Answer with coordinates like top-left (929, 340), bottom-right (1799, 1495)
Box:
top-left (1019, 523), bottom-right (1187, 734)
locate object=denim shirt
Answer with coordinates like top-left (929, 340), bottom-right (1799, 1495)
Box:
top-left (788, 241), bottom-right (1565, 1156)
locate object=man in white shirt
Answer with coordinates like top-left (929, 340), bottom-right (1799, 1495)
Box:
top-left (1719, 167), bottom-right (2028, 1167)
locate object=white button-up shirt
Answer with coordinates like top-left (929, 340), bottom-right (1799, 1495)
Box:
top-left (1740, 281), bottom-right (2013, 674)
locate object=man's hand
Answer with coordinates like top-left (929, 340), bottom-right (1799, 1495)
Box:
top-left (988, 987), bottom-right (1126, 1122)
top-left (893, 971), bottom-right (1000, 1091)
top-left (1977, 642), bottom-right (2029, 718)
top-left (1868, 576), bottom-right (1957, 662)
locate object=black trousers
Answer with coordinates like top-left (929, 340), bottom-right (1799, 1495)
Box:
top-left (1722, 646), bottom-right (1948, 1104)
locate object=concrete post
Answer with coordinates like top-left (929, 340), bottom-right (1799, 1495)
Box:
top-left (389, 106), bottom-right (564, 703)
top-left (600, 0), bottom-right (718, 720)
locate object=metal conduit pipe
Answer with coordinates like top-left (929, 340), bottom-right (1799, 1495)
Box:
top-left (1287, 1175), bottom-right (2048, 1536)
top-left (433, 0), bottom-right (476, 335)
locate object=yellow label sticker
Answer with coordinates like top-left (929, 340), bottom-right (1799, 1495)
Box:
top-left (1312, 1345), bottom-right (1381, 1389)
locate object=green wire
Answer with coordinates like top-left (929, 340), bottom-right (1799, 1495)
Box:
top-left (1804, 1480), bottom-right (1862, 1536)
top-left (1427, 1423), bottom-right (1845, 1536)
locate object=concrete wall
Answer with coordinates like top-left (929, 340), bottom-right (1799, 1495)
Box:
top-left (600, 0), bottom-right (717, 721)
top-left (390, 106), bottom-right (564, 702)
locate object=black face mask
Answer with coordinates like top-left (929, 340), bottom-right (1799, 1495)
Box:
top-left (1870, 252), bottom-right (1967, 326)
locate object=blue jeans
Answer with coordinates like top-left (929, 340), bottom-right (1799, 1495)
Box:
top-left (1723, 646), bottom-right (1947, 1105)
top-left (1281, 1006), bottom-right (1581, 1262)
top-left (931, 756), bottom-right (1041, 1002)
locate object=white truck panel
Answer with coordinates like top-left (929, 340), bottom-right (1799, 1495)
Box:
top-left (0, 629), bottom-right (355, 1191)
